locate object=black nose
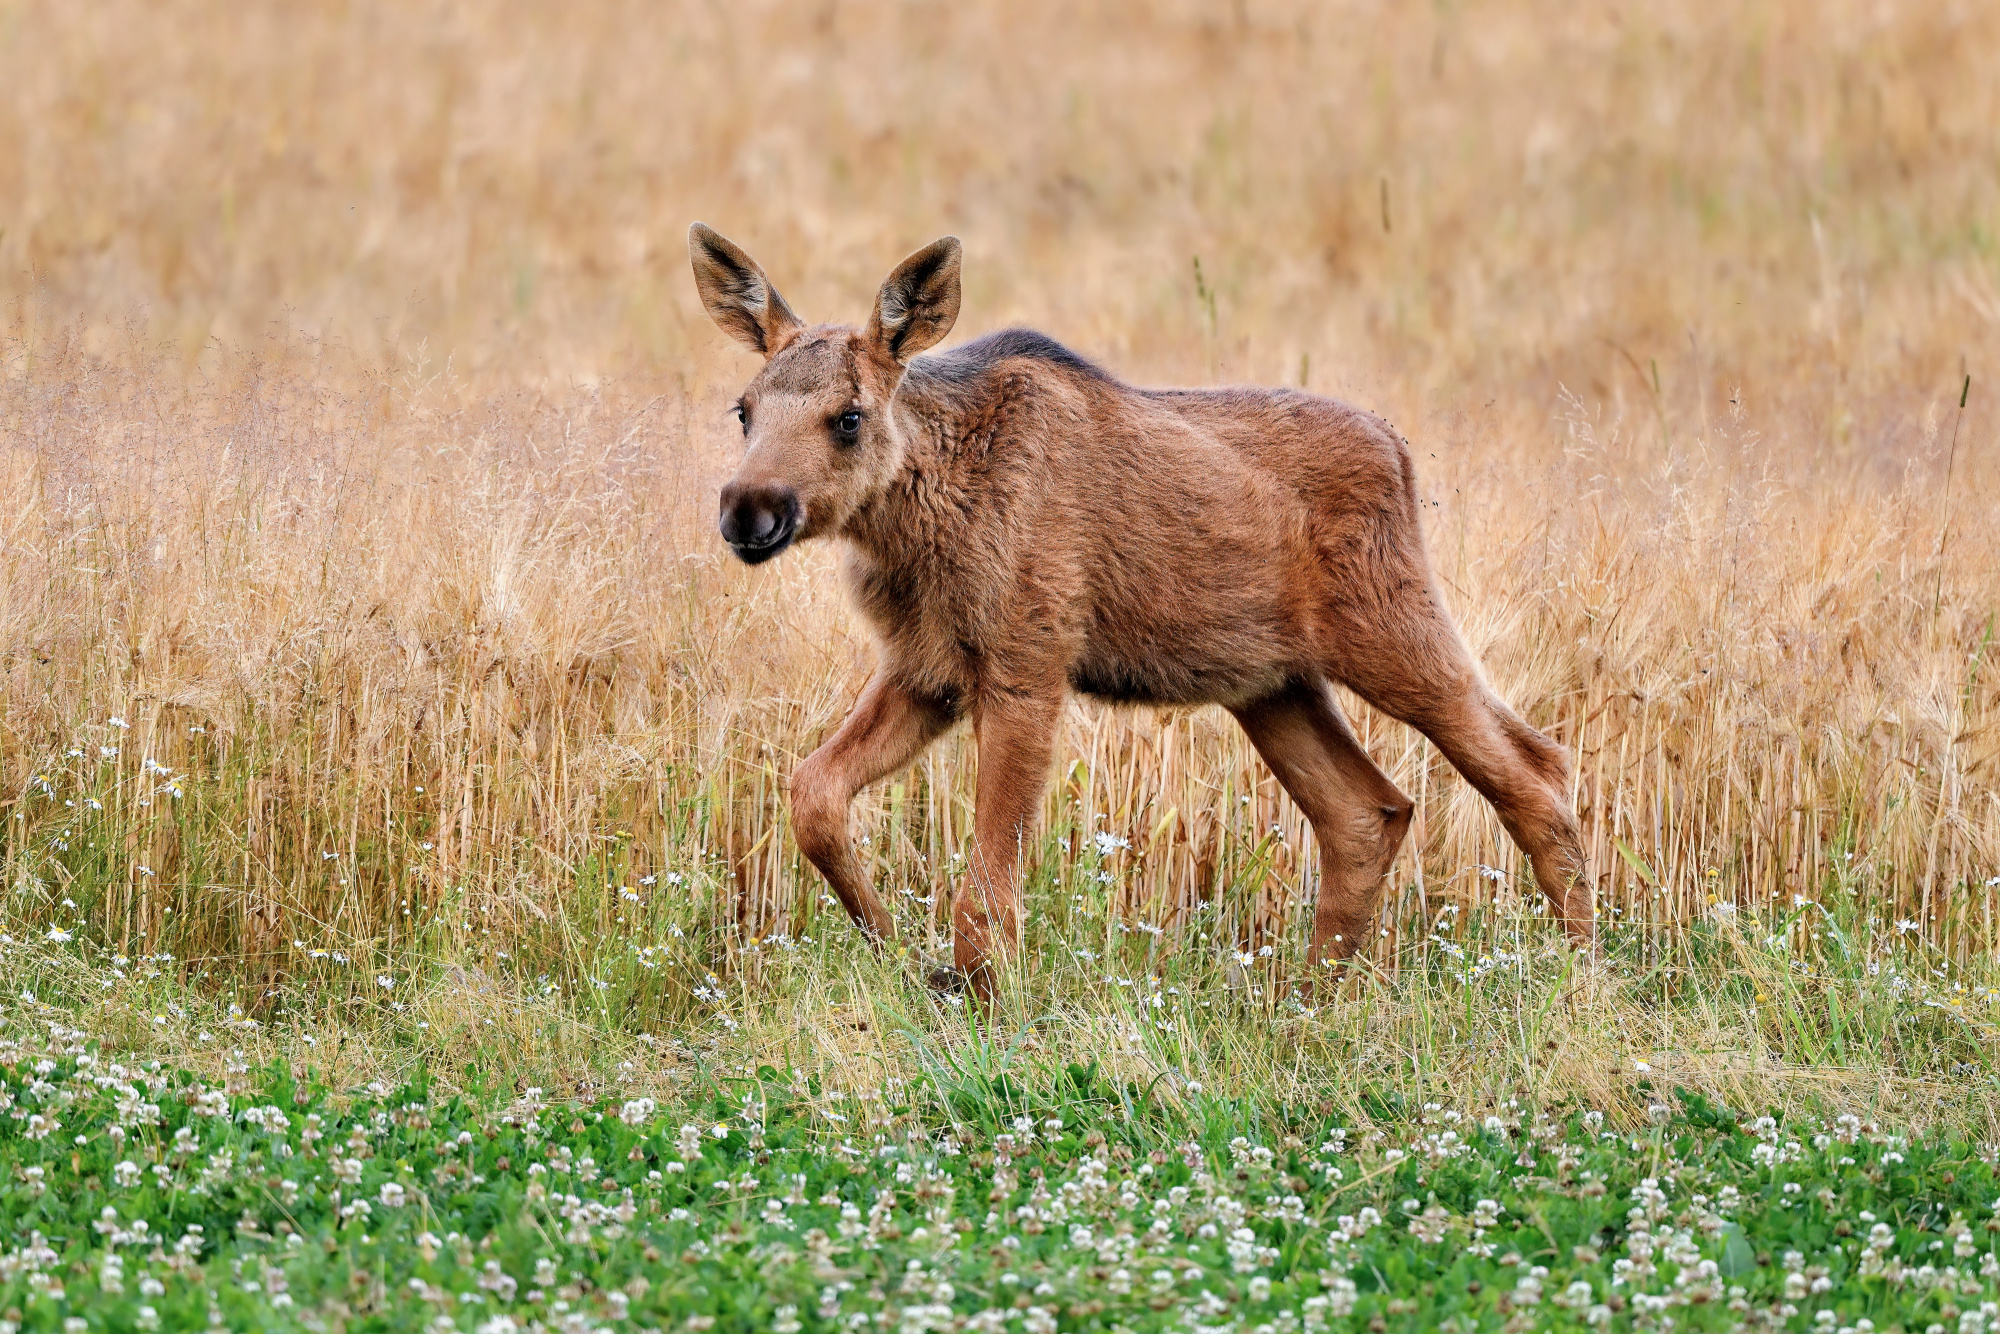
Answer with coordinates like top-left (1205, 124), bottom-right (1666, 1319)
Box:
top-left (718, 482), bottom-right (801, 564)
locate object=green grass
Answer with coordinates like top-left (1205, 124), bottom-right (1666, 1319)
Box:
top-left (5, 1005), bottom-right (2000, 1334)
top-left (8, 794), bottom-right (2000, 1334)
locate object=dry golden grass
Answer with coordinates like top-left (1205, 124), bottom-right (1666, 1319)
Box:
top-left (2, 0), bottom-right (1999, 1111)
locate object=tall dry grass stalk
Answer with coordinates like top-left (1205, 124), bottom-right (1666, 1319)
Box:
top-left (1, 0), bottom-right (1997, 1028)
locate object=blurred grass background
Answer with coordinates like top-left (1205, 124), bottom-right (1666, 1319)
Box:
top-left (1, 0), bottom-right (1997, 1118)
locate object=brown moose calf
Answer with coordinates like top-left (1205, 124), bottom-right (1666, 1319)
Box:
top-left (690, 224), bottom-right (1590, 1005)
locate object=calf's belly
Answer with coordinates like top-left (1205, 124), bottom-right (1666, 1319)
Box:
top-left (1067, 607), bottom-right (1297, 708)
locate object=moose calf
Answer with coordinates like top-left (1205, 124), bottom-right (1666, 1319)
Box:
top-left (690, 224), bottom-right (1590, 1005)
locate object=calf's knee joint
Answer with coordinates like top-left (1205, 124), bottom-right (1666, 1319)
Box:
top-left (789, 763), bottom-right (849, 861)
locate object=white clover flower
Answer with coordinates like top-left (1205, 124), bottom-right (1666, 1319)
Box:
top-left (1556, 1279), bottom-right (1595, 1309)
top-left (378, 1182), bottom-right (406, 1208)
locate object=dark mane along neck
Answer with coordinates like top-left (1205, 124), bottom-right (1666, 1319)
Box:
top-left (904, 327), bottom-right (1113, 391)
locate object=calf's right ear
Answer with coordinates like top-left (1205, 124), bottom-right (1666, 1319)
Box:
top-left (688, 223), bottom-right (804, 356)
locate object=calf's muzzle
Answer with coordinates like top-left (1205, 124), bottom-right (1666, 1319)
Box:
top-left (718, 481), bottom-right (802, 564)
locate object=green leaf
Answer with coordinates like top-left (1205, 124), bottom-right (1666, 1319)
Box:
top-left (1719, 1223), bottom-right (1757, 1277)
top-left (1612, 837), bottom-right (1660, 888)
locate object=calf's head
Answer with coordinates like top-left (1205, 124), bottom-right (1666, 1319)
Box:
top-left (689, 224), bottom-right (961, 564)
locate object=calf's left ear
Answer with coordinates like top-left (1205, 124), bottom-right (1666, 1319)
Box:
top-left (866, 237), bottom-right (962, 364)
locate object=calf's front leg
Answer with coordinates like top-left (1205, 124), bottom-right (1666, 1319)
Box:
top-left (790, 672), bottom-right (957, 942)
top-left (955, 690), bottom-right (1063, 1006)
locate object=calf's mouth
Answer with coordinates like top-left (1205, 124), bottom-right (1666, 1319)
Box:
top-left (726, 513), bottom-right (797, 564)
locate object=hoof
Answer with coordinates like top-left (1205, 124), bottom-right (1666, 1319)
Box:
top-left (927, 965), bottom-right (970, 995)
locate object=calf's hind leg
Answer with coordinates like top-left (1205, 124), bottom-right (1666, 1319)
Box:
top-left (1230, 678), bottom-right (1415, 973)
top-left (1420, 687), bottom-right (1590, 940)
top-left (1337, 607), bottom-right (1592, 943)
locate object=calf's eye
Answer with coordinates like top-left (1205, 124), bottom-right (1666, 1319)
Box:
top-left (835, 410), bottom-right (862, 439)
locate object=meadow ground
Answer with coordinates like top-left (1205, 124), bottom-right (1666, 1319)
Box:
top-left (3, 0), bottom-right (2000, 1329)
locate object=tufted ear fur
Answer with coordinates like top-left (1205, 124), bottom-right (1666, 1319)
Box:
top-left (864, 237), bottom-right (962, 364)
top-left (688, 223), bottom-right (804, 356)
